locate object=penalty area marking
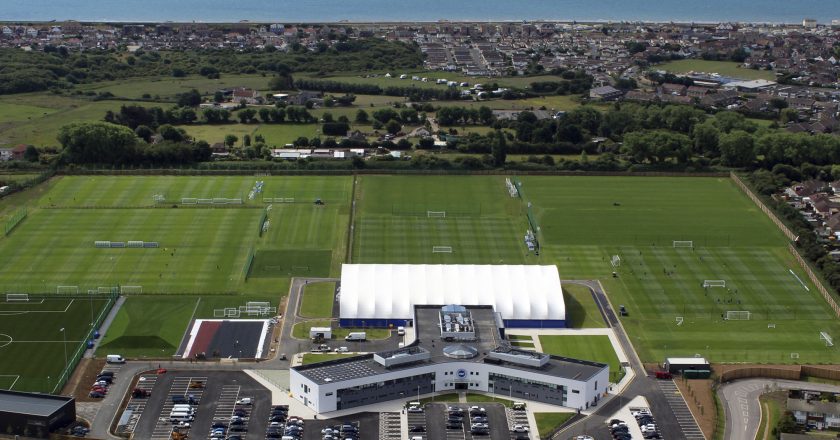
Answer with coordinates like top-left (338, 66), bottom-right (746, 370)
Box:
top-left (0, 375), bottom-right (20, 390)
top-left (0, 299), bottom-right (75, 316)
top-left (0, 334), bottom-right (12, 348)
top-left (789, 269), bottom-right (810, 292)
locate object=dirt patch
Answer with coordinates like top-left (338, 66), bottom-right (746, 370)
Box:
top-left (64, 358), bottom-right (107, 402)
top-left (674, 378), bottom-right (716, 440)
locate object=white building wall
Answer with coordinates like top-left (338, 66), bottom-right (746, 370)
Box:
top-left (290, 360), bottom-right (609, 414)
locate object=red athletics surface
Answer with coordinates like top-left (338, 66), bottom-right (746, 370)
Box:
top-left (187, 320), bottom-right (222, 358)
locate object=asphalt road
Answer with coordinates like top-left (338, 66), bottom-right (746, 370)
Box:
top-left (719, 378), bottom-right (840, 440)
top-left (554, 280), bottom-right (700, 440)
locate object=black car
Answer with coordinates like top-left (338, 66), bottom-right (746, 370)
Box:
top-left (409, 425), bottom-right (425, 432)
top-left (229, 425), bottom-right (247, 432)
top-left (446, 422), bottom-right (462, 429)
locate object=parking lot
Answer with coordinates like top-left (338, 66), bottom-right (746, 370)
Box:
top-left (296, 412), bottom-right (379, 440)
top-left (131, 371), bottom-right (271, 440)
top-left (415, 403), bottom-right (515, 440)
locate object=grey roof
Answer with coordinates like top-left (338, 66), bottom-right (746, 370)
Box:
top-left (0, 391), bottom-right (72, 417)
top-left (787, 398), bottom-right (840, 416)
top-left (294, 305), bottom-right (607, 385)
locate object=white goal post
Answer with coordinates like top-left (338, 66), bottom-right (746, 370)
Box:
top-left (120, 286), bottom-right (143, 294)
top-left (611, 255), bottom-right (621, 268)
top-left (673, 240), bottom-right (694, 249)
top-left (427, 211), bottom-right (446, 218)
top-left (56, 286), bottom-right (79, 295)
top-left (676, 316), bottom-right (684, 326)
top-left (703, 280), bottom-right (726, 288)
top-left (5, 293), bottom-right (29, 302)
top-left (432, 246), bottom-right (453, 253)
top-left (725, 310), bottom-right (751, 320)
top-left (820, 331), bottom-right (834, 347)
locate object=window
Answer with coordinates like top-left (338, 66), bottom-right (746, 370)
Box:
top-left (325, 392), bottom-right (333, 396)
top-left (572, 390), bottom-right (580, 394)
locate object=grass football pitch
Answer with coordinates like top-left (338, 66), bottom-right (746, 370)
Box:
top-left (353, 175), bottom-right (531, 264)
top-left (0, 296), bottom-right (112, 392)
top-left (352, 175), bottom-right (840, 364)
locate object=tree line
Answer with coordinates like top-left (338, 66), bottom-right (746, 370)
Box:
top-left (0, 39), bottom-right (423, 95)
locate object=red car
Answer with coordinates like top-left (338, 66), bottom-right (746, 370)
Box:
top-left (654, 371), bottom-right (673, 379)
top-left (156, 368), bottom-right (167, 374)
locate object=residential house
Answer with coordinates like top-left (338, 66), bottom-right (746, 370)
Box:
top-left (787, 390), bottom-right (840, 430)
top-left (0, 148), bottom-right (12, 161)
top-left (589, 85), bottom-right (623, 101)
top-left (290, 90), bottom-right (323, 106)
top-left (231, 87), bottom-right (261, 105)
top-left (11, 144), bottom-right (27, 160)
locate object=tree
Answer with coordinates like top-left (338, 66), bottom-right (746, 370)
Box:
top-left (176, 89), bottom-right (202, 107)
top-left (259, 108), bottom-right (271, 123)
top-left (322, 112), bottom-right (334, 123)
top-left (691, 121), bottom-right (720, 156)
top-left (213, 91), bottom-right (225, 103)
top-left (491, 130), bottom-right (507, 167)
top-left (134, 125), bottom-right (154, 143)
top-left (238, 108), bottom-right (257, 123)
top-left (158, 124), bottom-right (187, 142)
top-left (23, 145), bottom-right (39, 162)
top-left (718, 130), bottom-right (756, 167)
top-left (268, 74), bottom-right (294, 90)
top-left (243, 134), bottom-right (251, 147)
top-left (385, 119), bottom-right (402, 135)
top-left (58, 122), bottom-right (138, 164)
top-left (355, 109), bottom-right (369, 124)
top-left (224, 134), bottom-right (238, 148)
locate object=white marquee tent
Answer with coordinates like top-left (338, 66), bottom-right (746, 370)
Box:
top-left (338, 264), bottom-right (565, 326)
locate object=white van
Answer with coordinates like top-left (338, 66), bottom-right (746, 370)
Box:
top-left (345, 332), bottom-right (366, 341)
top-left (171, 404), bottom-right (194, 413)
top-left (106, 354), bottom-right (125, 364)
top-left (397, 326), bottom-right (405, 336)
top-left (169, 412), bottom-right (194, 423)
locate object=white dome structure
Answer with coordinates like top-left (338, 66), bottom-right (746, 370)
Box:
top-left (338, 264), bottom-right (566, 328)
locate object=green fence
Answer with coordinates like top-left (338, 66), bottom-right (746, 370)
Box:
top-left (242, 246), bottom-right (256, 281)
top-left (51, 292), bottom-right (118, 394)
top-left (258, 208), bottom-right (269, 237)
top-left (4, 208), bottom-right (27, 236)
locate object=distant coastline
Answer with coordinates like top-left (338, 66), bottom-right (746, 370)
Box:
top-left (3, 0), bottom-right (838, 25)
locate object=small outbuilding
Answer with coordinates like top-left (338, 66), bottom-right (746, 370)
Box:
top-left (0, 390), bottom-right (76, 438)
top-left (663, 357), bottom-right (710, 374)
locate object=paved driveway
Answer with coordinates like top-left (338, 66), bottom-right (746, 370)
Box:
top-left (719, 378), bottom-right (840, 440)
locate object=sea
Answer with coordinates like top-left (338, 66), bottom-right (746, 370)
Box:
top-left (2, 0), bottom-right (839, 24)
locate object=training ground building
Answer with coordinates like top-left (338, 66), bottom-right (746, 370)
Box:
top-left (0, 390), bottom-right (76, 438)
top-left (291, 305), bottom-right (608, 413)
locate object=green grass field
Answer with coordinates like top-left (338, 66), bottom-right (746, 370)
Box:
top-left (0, 295), bottom-right (113, 392)
top-left (534, 412), bottom-right (576, 438)
top-left (353, 175), bottom-right (531, 264)
top-left (299, 282), bottom-right (337, 318)
top-left (563, 286), bottom-right (607, 328)
top-left (540, 335), bottom-right (622, 381)
top-left (657, 60), bottom-right (776, 81)
top-left (98, 296), bottom-right (198, 358)
top-left (519, 176), bottom-right (840, 363)
top-left (77, 74), bottom-right (272, 101)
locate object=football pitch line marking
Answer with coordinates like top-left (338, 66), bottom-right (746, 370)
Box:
top-left (0, 334), bottom-right (11, 348)
top-left (0, 375), bottom-right (20, 390)
top-left (0, 299), bottom-right (74, 315)
top-left (0, 299), bottom-right (45, 305)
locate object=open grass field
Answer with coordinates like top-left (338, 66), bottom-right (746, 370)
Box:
top-left (0, 295), bottom-right (113, 392)
top-left (353, 175), bottom-right (531, 264)
top-left (98, 296), bottom-right (198, 358)
top-left (534, 412), bottom-right (575, 438)
top-left (563, 286), bottom-right (607, 328)
top-left (657, 60), bottom-right (776, 81)
top-left (77, 74), bottom-right (272, 101)
top-left (519, 176), bottom-right (840, 363)
top-left (299, 282), bottom-right (337, 318)
top-left (0, 95), bottom-right (160, 147)
top-left (540, 335), bottom-right (622, 381)
top-left (300, 71), bottom-right (573, 91)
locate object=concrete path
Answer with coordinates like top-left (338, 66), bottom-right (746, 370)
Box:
top-left (84, 295), bottom-right (125, 359)
top-left (719, 378), bottom-right (840, 440)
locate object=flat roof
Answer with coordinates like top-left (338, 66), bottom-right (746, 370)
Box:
top-left (666, 357), bottom-right (709, 364)
top-left (0, 390), bottom-right (72, 417)
top-left (295, 305), bottom-right (605, 385)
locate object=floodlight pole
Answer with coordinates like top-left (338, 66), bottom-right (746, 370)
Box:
top-left (89, 292), bottom-right (94, 328)
top-left (60, 328), bottom-right (68, 371)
